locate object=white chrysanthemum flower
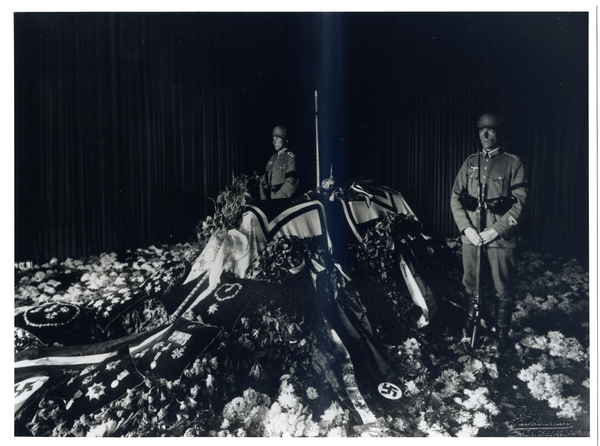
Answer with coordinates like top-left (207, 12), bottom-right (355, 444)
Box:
top-left (557, 396), bottom-right (583, 419)
top-left (439, 368), bottom-right (461, 383)
top-left (427, 422), bottom-right (450, 437)
top-left (278, 391), bottom-right (299, 410)
top-left (262, 408), bottom-right (294, 437)
top-left (521, 334), bottom-right (548, 350)
top-left (471, 359), bottom-right (484, 371)
top-left (460, 387), bottom-right (490, 410)
top-left (405, 380), bottom-right (419, 394)
top-left (484, 401), bottom-right (500, 416)
top-left (473, 411), bottom-right (489, 428)
top-left (303, 419), bottom-right (320, 437)
top-left (547, 395), bottom-right (563, 409)
top-left (456, 424), bottom-right (479, 437)
top-left (441, 383), bottom-right (459, 399)
top-left (327, 426), bottom-right (345, 437)
top-left (517, 363), bottom-right (544, 382)
top-left (403, 338), bottom-right (421, 356)
top-left (547, 331), bottom-right (588, 362)
top-left (321, 402), bottom-right (343, 423)
top-left (235, 428), bottom-right (246, 437)
top-left (460, 371), bottom-right (477, 383)
top-left (306, 387), bottom-right (318, 400)
top-left (455, 410), bottom-right (471, 424)
top-left (417, 417), bottom-right (450, 437)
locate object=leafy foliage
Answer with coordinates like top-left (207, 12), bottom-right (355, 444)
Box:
top-left (247, 236), bottom-right (323, 284)
top-left (195, 173), bottom-right (261, 245)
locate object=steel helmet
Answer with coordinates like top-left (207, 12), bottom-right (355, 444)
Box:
top-left (272, 126), bottom-right (288, 140)
top-left (477, 113), bottom-right (505, 131)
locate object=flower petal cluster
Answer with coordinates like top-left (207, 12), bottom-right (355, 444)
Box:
top-left (261, 376), bottom-right (319, 437)
top-left (517, 363), bottom-right (583, 419)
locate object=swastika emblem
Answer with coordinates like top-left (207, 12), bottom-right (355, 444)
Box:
top-left (377, 382), bottom-right (402, 400)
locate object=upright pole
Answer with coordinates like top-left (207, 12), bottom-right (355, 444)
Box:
top-left (315, 90), bottom-right (320, 189)
top-left (471, 150), bottom-right (486, 348)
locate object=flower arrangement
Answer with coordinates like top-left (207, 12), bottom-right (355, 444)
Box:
top-left (514, 330), bottom-right (588, 420)
top-left (14, 177), bottom-right (590, 437)
top-left (195, 172), bottom-right (261, 245)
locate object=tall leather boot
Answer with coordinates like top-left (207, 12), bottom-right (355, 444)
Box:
top-left (496, 298), bottom-right (512, 352)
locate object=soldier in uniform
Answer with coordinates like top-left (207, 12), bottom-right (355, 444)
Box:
top-left (260, 126), bottom-right (299, 200)
top-left (450, 113), bottom-right (530, 351)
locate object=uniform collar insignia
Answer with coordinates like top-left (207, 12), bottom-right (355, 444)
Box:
top-left (483, 146), bottom-right (501, 158)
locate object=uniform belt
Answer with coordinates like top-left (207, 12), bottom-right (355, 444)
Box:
top-left (458, 194), bottom-right (516, 214)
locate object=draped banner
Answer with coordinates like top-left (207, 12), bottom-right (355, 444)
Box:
top-left (15, 185), bottom-right (434, 426)
top-left (242, 199), bottom-right (334, 254)
top-left (14, 328), bottom-right (167, 416)
top-left (337, 183), bottom-right (416, 242)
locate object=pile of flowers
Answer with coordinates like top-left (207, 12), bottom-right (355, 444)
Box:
top-left (14, 245), bottom-right (197, 350)
top-left (14, 178), bottom-right (591, 437)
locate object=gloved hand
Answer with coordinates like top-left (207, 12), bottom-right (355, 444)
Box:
top-left (464, 227), bottom-right (483, 246)
top-left (480, 227), bottom-right (499, 245)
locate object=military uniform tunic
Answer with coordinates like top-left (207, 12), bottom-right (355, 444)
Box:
top-left (451, 147), bottom-right (529, 249)
top-left (451, 146), bottom-right (530, 302)
top-left (263, 148), bottom-right (299, 199)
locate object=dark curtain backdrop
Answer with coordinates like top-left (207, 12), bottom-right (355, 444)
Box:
top-left (14, 12), bottom-right (589, 264)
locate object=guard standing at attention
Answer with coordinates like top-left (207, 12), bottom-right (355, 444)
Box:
top-left (260, 126), bottom-right (299, 200)
top-left (450, 113), bottom-right (530, 351)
